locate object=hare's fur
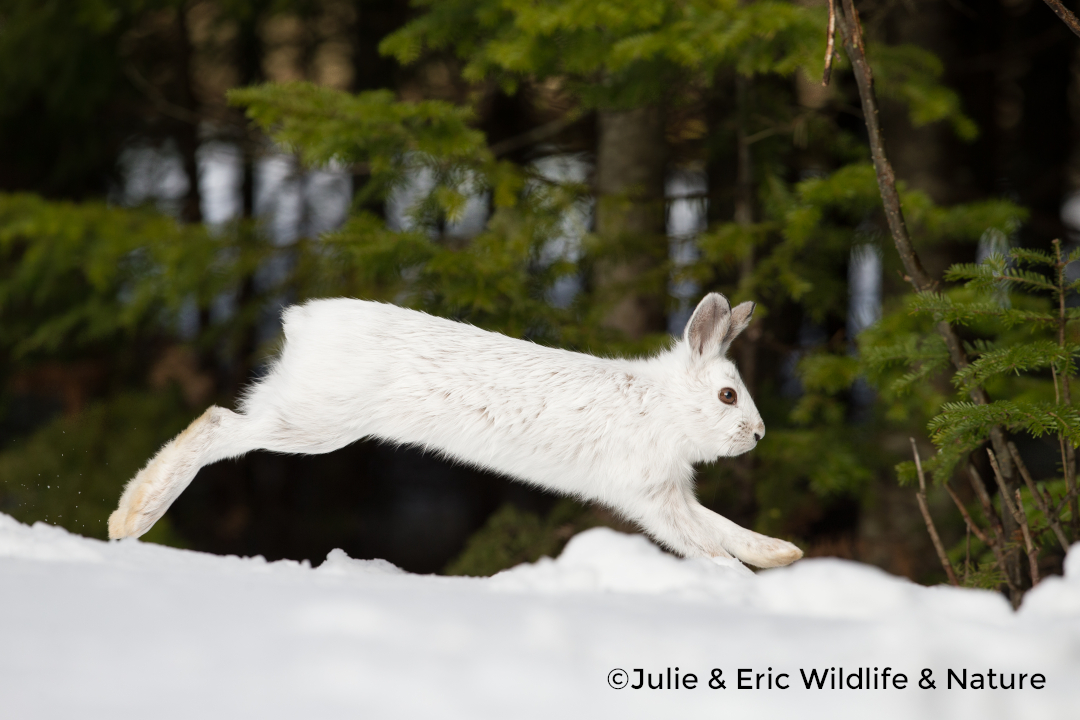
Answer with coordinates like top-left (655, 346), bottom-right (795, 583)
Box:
top-left (109, 293), bottom-right (802, 568)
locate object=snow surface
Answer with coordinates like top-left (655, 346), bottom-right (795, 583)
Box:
top-left (1, 513), bottom-right (1078, 719)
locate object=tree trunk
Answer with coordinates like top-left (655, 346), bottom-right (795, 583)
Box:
top-left (594, 107), bottom-right (668, 339)
top-left (174, 2), bottom-right (202, 225)
top-left (732, 75), bottom-right (761, 523)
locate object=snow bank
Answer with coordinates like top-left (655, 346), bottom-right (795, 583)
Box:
top-left (1, 513), bottom-right (1077, 719)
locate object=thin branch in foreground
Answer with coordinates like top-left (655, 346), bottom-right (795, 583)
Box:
top-left (1008, 441), bottom-right (1070, 550)
top-left (968, 465), bottom-right (1020, 598)
top-left (1016, 490), bottom-right (1041, 585)
top-left (965, 523), bottom-right (971, 585)
top-left (988, 449), bottom-right (1039, 588)
top-left (833, 0), bottom-right (994, 407)
top-left (488, 112), bottom-right (584, 157)
top-left (835, 0), bottom-right (1024, 598)
top-left (968, 465), bottom-right (1006, 541)
top-left (911, 439), bottom-right (960, 586)
top-left (822, 0), bottom-right (837, 86)
top-left (943, 481), bottom-right (990, 546)
top-left (1040, 0), bottom-right (1080, 40)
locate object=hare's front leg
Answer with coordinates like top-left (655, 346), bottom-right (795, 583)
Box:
top-left (108, 406), bottom-right (256, 539)
top-left (633, 486), bottom-right (802, 568)
top-left (690, 503), bottom-right (803, 568)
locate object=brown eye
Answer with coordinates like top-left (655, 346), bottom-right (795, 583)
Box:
top-left (719, 388), bottom-right (737, 405)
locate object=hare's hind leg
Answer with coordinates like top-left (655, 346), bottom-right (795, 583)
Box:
top-left (108, 406), bottom-right (259, 539)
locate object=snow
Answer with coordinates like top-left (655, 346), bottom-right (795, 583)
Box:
top-left (1, 513), bottom-right (1077, 719)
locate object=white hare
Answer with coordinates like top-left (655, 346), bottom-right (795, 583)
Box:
top-left (108, 292), bottom-right (802, 568)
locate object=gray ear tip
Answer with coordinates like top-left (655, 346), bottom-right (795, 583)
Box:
top-left (704, 292), bottom-right (730, 310)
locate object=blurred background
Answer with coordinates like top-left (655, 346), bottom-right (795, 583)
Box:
top-left (0, 0), bottom-right (1076, 583)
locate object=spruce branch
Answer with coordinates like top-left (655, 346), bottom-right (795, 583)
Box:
top-left (952, 340), bottom-right (1080, 394)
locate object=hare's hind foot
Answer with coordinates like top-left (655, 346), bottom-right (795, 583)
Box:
top-left (108, 406), bottom-right (235, 540)
top-left (107, 452), bottom-right (180, 540)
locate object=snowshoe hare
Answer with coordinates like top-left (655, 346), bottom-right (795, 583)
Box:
top-left (108, 293), bottom-right (802, 568)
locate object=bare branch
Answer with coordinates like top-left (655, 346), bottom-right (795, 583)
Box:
top-left (943, 481), bottom-right (990, 546)
top-left (488, 112), bottom-right (584, 157)
top-left (1016, 490), bottom-right (1041, 585)
top-left (835, 0), bottom-right (1024, 599)
top-left (1008, 441), bottom-right (1070, 550)
top-left (989, 449), bottom-right (1039, 587)
top-left (1053, 238), bottom-right (1079, 534)
top-left (968, 464), bottom-right (1020, 598)
top-left (912, 439), bottom-right (960, 586)
top-left (823, 0), bottom-right (838, 86)
top-left (1040, 0), bottom-right (1080, 40)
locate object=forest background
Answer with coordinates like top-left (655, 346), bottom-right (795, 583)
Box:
top-left (2, 0), bottom-right (1078, 595)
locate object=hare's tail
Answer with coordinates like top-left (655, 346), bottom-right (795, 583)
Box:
top-left (108, 406), bottom-right (262, 539)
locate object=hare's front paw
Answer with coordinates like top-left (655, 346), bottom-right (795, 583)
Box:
top-left (735, 535), bottom-right (803, 569)
top-left (757, 538), bottom-right (803, 568)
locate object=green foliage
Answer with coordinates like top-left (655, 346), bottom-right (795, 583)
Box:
top-left (0, 193), bottom-right (246, 362)
top-left (879, 244), bottom-right (1080, 484)
top-left (0, 0), bottom-right (132, 194)
top-left (229, 83), bottom-right (494, 210)
top-left (382, 0), bottom-right (823, 108)
top-left (444, 499), bottom-right (587, 576)
top-left (927, 400), bottom-right (1080, 480)
top-left (871, 44), bottom-right (977, 141)
top-left (231, 83), bottom-right (649, 352)
top-left (952, 340), bottom-right (1078, 394)
top-left (0, 390), bottom-right (193, 547)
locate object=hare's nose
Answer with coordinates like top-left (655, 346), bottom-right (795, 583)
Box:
top-left (753, 423), bottom-right (765, 442)
top-left (753, 433), bottom-right (762, 442)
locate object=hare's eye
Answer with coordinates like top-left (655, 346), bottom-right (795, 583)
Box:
top-left (718, 388), bottom-right (737, 405)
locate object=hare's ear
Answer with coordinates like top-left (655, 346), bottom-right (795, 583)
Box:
top-left (684, 293), bottom-right (732, 359)
top-left (721, 301), bottom-right (756, 350)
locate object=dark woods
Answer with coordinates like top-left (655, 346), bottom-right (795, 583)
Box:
top-left (1, 0), bottom-right (1079, 594)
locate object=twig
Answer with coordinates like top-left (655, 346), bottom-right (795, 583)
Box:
top-left (1052, 485), bottom-right (1079, 521)
top-left (968, 464), bottom-right (1020, 598)
top-left (124, 64), bottom-right (205, 126)
top-left (911, 439), bottom-right (960, 586)
top-left (1052, 238), bottom-right (1079, 535)
top-left (822, 0), bottom-right (838, 86)
top-left (488, 112), bottom-right (584, 157)
top-left (1040, 0), bottom-right (1080, 40)
top-left (1008, 441), bottom-right (1070, 550)
top-left (988, 449), bottom-right (1039, 587)
top-left (968, 465), bottom-right (1006, 541)
top-left (965, 522), bottom-right (971, 585)
top-left (1016, 490), bottom-right (1041, 585)
top-left (943, 481), bottom-right (990, 545)
top-left (833, 0), bottom-right (989, 399)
